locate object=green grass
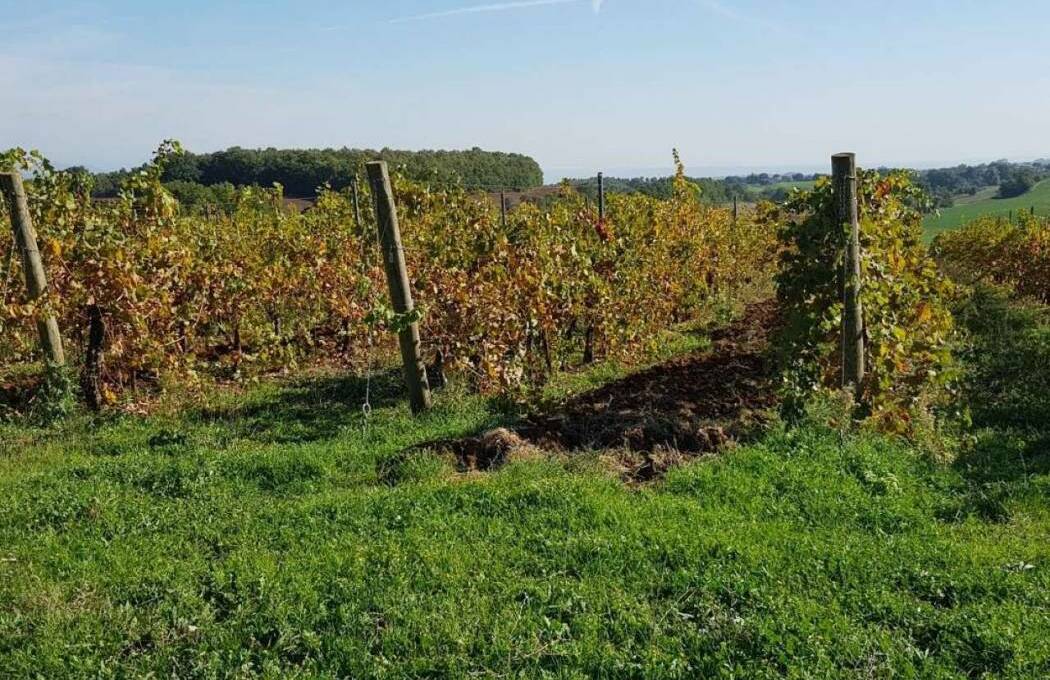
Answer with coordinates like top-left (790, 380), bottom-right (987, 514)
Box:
top-left (771, 179), bottom-right (817, 192)
top-left (923, 179), bottom-right (1050, 240)
top-left (1, 319), bottom-right (1049, 677)
top-left (951, 186), bottom-right (1000, 206)
top-left (741, 180), bottom-right (817, 198)
top-left (952, 285), bottom-right (1050, 439)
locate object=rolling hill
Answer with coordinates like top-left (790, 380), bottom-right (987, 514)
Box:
top-left (924, 179), bottom-right (1050, 240)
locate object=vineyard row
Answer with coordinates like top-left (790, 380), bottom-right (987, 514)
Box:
top-left (0, 147), bottom-right (776, 407)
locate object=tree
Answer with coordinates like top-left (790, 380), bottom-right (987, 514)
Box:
top-left (999, 168), bottom-right (1037, 198)
top-left (89, 146), bottom-right (545, 198)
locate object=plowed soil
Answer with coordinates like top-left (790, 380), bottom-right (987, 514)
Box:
top-left (517, 301), bottom-right (779, 455)
top-left (431, 301), bottom-right (780, 479)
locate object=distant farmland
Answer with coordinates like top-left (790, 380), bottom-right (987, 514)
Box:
top-left (739, 179), bottom-right (817, 200)
top-left (923, 179), bottom-right (1050, 240)
top-left (762, 179), bottom-right (817, 193)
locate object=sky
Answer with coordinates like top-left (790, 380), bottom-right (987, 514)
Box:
top-left (2, 0), bottom-right (1050, 180)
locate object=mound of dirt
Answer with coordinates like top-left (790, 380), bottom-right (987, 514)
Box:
top-left (517, 301), bottom-right (779, 454)
top-left (412, 301), bottom-right (779, 481)
top-left (422, 428), bottom-right (543, 473)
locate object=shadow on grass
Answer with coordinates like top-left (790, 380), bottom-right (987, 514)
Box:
top-left (951, 285), bottom-right (1050, 488)
top-left (954, 431), bottom-right (1050, 486)
top-left (941, 428), bottom-right (1049, 524)
top-left (193, 367), bottom-right (407, 444)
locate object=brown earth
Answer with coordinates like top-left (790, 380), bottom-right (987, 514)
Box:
top-left (519, 301), bottom-right (779, 451)
top-left (425, 301), bottom-right (780, 480)
top-left (487, 185), bottom-right (563, 210)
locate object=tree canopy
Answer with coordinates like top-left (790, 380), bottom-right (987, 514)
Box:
top-left (998, 167), bottom-right (1038, 198)
top-left (91, 146), bottom-right (544, 197)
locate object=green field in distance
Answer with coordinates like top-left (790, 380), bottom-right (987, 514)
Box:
top-left (924, 179), bottom-right (1050, 241)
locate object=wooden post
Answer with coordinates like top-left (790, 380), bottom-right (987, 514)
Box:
top-left (500, 190), bottom-right (507, 229)
top-left (831, 153), bottom-right (864, 398)
top-left (597, 172), bottom-right (605, 222)
top-left (733, 196), bottom-right (739, 224)
top-left (366, 161), bottom-right (431, 414)
top-left (0, 172), bottom-right (65, 366)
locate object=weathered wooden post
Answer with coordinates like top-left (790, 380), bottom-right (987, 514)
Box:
top-left (597, 172), bottom-right (605, 222)
top-left (366, 161), bottom-right (432, 414)
top-left (0, 172), bottom-right (65, 366)
top-left (733, 196), bottom-right (739, 224)
top-left (832, 153), bottom-right (864, 397)
top-left (500, 190), bottom-right (508, 229)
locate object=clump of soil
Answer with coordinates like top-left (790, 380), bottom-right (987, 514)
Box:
top-left (424, 428), bottom-right (542, 473)
top-left (0, 375), bottom-right (39, 414)
top-left (597, 448), bottom-right (695, 483)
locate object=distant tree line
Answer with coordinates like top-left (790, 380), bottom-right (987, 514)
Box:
top-left (571, 172), bottom-right (820, 204)
top-left (77, 148), bottom-right (1048, 210)
top-left (575, 162), bottom-right (1050, 209)
top-left (722, 164), bottom-right (1049, 205)
top-left (88, 146), bottom-right (544, 198)
top-left (571, 176), bottom-right (736, 203)
top-left (724, 173), bottom-right (822, 202)
top-left (907, 161), bottom-right (1050, 206)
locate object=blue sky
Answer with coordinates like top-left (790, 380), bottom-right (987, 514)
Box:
top-left (2, 1), bottom-right (1049, 179)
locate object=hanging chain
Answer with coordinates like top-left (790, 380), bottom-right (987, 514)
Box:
top-left (357, 176), bottom-right (375, 429)
top-left (362, 337), bottom-right (374, 427)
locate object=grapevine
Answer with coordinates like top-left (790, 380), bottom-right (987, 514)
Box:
top-left (0, 144), bottom-right (777, 402)
top-left (768, 170), bottom-right (957, 430)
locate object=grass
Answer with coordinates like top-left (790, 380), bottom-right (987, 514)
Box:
top-left (951, 186), bottom-right (1000, 206)
top-left (741, 180), bottom-right (817, 198)
top-left (923, 179), bottom-right (1050, 240)
top-left (769, 179), bottom-right (817, 192)
top-left (954, 286), bottom-right (1050, 432)
top-left (1, 313), bottom-right (1049, 677)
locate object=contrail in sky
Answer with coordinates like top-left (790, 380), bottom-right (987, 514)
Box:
top-left (389, 0), bottom-right (588, 23)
